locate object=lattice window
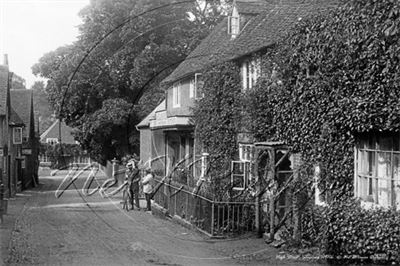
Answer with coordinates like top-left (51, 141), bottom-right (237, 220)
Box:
top-left (355, 133), bottom-right (400, 210)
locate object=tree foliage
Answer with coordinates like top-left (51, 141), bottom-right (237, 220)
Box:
top-left (32, 0), bottom-right (227, 163)
top-left (31, 81), bottom-right (54, 133)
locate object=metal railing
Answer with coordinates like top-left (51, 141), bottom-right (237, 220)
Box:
top-left (153, 178), bottom-right (256, 237)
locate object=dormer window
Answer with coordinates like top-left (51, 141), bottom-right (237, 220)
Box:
top-left (228, 6), bottom-right (240, 38)
top-left (228, 16), bottom-right (240, 38)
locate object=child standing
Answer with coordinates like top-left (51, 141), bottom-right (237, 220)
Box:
top-left (142, 167), bottom-right (153, 211)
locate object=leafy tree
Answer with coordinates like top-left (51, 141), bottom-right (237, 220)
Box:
top-left (32, 0), bottom-right (226, 163)
top-left (31, 81), bottom-right (54, 133)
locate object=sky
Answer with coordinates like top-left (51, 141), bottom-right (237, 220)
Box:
top-left (0, 0), bottom-right (90, 88)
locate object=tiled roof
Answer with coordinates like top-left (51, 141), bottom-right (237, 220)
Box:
top-left (163, 0), bottom-right (337, 86)
top-left (0, 65), bottom-right (9, 116)
top-left (10, 90), bottom-right (32, 136)
top-left (137, 100), bottom-right (166, 128)
top-left (9, 107), bottom-right (24, 126)
top-left (236, 0), bottom-right (272, 14)
top-left (162, 18), bottom-right (231, 85)
top-left (40, 119), bottom-right (77, 144)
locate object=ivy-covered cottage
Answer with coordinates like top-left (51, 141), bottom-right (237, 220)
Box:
top-left (137, 0), bottom-right (335, 237)
top-left (10, 89), bottom-right (39, 190)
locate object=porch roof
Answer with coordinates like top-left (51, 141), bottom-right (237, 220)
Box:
top-left (149, 116), bottom-right (193, 130)
top-left (136, 100), bottom-right (166, 129)
top-left (254, 141), bottom-right (286, 147)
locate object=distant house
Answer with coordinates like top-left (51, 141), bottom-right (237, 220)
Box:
top-left (10, 89), bottom-right (39, 190)
top-left (39, 119), bottom-right (90, 167)
top-left (40, 119), bottom-right (77, 145)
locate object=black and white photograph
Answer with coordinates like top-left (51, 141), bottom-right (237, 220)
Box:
top-left (1, 0), bottom-right (399, 265)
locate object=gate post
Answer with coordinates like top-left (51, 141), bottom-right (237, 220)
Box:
top-left (211, 201), bottom-right (215, 235)
top-left (269, 149), bottom-right (275, 242)
top-left (255, 194), bottom-right (261, 237)
top-left (254, 149), bottom-right (262, 237)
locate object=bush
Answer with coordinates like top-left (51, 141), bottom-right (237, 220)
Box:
top-left (322, 198), bottom-right (400, 264)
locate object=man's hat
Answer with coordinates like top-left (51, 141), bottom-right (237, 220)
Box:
top-left (126, 160), bottom-right (135, 167)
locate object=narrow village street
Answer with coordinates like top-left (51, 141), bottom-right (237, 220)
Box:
top-left (1, 169), bottom-right (319, 266)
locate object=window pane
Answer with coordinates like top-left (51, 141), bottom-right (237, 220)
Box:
top-left (393, 135), bottom-right (400, 151)
top-left (358, 150), bottom-right (375, 176)
top-left (367, 151), bottom-right (375, 176)
top-left (394, 154), bottom-right (400, 210)
top-left (232, 162), bottom-right (245, 189)
top-left (377, 152), bottom-right (391, 178)
top-left (189, 79), bottom-right (194, 98)
top-left (377, 152), bottom-right (391, 207)
top-left (378, 135), bottom-right (393, 151)
top-left (394, 177), bottom-right (400, 211)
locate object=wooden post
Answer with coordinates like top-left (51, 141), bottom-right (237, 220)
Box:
top-left (211, 201), bottom-right (215, 235)
top-left (269, 149), bottom-right (275, 242)
top-left (254, 149), bottom-right (262, 237)
top-left (292, 167), bottom-right (300, 243)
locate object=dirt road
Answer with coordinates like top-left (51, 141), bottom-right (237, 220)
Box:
top-left (1, 170), bottom-right (320, 266)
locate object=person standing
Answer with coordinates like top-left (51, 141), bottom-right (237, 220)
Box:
top-left (126, 160), bottom-right (140, 210)
top-left (142, 167), bottom-right (154, 211)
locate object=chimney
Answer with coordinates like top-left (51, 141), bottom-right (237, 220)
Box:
top-left (3, 54), bottom-right (8, 66)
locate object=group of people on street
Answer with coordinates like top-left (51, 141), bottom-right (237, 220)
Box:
top-left (125, 159), bottom-right (153, 212)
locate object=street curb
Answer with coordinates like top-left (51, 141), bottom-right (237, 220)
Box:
top-left (0, 194), bottom-right (29, 265)
top-left (151, 202), bottom-right (169, 219)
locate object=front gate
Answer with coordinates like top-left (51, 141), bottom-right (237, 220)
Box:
top-left (254, 142), bottom-right (294, 241)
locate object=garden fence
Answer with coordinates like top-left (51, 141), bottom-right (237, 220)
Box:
top-left (153, 178), bottom-right (256, 237)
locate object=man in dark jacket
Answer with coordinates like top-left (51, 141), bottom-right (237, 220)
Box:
top-left (126, 160), bottom-right (140, 210)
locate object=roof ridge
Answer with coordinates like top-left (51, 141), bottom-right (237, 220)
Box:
top-left (40, 119), bottom-right (59, 140)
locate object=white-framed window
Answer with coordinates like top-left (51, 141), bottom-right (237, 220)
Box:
top-left (228, 7), bottom-right (240, 39)
top-left (46, 138), bottom-right (59, 145)
top-left (189, 78), bottom-right (195, 98)
top-left (239, 143), bottom-right (255, 162)
top-left (39, 154), bottom-right (50, 163)
top-left (172, 82), bottom-right (181, 107)
top-left (13, 127), bottom-right (22, 144)
top-left (194, 73), bottom-right (204, 99)
top-left (231, 161), bottom-right (250, 190)
top-left (189, 74), bottom-right (204, 100)
top-left (355, 133), bottom-right (400, 210)
top-left (242, 59), bottom-right (260, 92)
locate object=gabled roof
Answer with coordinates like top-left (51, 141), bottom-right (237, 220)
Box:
top-left (10, 90), bottom-right (33, 135)
top-left (162, 0), bottom-right (337, 86)
top-left (0, 65), bottom-right (9, 116)
top-left (9, 107), bottom-right (24, 126)
top-left (40, 119), bottom-right (77, 144)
